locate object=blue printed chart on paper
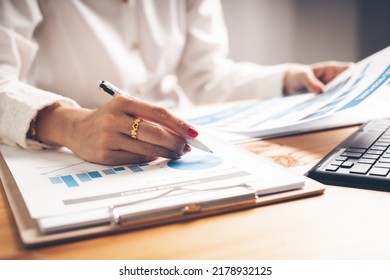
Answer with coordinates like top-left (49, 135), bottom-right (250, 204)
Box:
top-left (186, 46), bottom-right (390, 139)
top-left (0, 133), bottom-right (304, 222)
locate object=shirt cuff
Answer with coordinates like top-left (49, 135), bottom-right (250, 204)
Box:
top-left (0, 80), bottom-right (79, 149)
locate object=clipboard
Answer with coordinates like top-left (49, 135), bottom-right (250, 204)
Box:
top-left (0, 137), bottom-right (325, 247)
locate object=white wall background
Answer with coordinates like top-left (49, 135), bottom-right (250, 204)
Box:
top-left (221, 0), bottom-right (389, 65)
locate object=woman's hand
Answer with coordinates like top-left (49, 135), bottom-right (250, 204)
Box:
top-left (283, 61), bottom-right (353, 95)
top-left (34, 95), bottom-right (197, 165)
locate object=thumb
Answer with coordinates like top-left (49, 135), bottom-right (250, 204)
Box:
top-left (302, 70), bottom-right (325, 94)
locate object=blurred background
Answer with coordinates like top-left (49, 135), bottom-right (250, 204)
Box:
top-left (221, 0), bottom-right (390, 64)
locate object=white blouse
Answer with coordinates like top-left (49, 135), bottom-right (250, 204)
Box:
top-left (0, 0), bottom-right (287, 148)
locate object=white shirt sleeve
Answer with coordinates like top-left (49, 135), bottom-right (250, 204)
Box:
top-left (178, 0), bottom-right (288, 105)
top-left (0, 0), bottom-right (78, 149)
top-left (0, 0), bottom-right (289, 149)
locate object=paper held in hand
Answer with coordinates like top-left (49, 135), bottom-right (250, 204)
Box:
top-left (184, 46), bottom-right (390, 143)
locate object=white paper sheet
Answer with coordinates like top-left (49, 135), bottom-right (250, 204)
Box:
top-left (0, 133), bottom-right (304, 223)
top-left (185, 46), bottom-right (390, 141)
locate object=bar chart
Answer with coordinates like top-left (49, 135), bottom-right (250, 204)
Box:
top-left (46, 154), bottom-right (224, 188)
top-left (47, 163), bottom-right (150, 188)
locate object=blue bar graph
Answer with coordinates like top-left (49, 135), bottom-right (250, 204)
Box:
top-left (102, 169), bottom-right (116, 175)
top-left (76, 173), bottom-right (92, 182)
top-left (88, 171), bottom-right (102, 178)
top-left (49, 163), bottom-right (150, 188)
top-left (113, 167), bottom-right (125, 171)
top-left (128, 165), bottom-right (143, 172)
top-left (60, 175), bottom-right (79, 187)
top-left (49, 177), bottom-right (62, 184)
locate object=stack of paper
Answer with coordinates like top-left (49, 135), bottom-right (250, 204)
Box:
top-left (186, 47), bottom-right (390, 143)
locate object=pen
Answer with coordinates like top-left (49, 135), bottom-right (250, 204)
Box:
top-left (98, 80), bottom-right (213, 153)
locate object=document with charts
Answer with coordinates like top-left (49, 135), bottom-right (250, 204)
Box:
top-left (185, 46), bottom-right (390, 142)
top-left (0, 132), bottom-right (312, 236)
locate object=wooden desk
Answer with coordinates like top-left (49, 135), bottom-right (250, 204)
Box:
top-left (2, 125), bottom-right (390, 260)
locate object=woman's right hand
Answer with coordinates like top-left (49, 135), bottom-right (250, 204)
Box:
top-left (34, 95), bottom-right (197, 165)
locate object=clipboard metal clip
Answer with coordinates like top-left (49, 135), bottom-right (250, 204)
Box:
top-left (113, 183), bottom-right (257, 228)
top-left (38, 183), bottom-right (257, 234)
top-left (182, 204), bottom-right (202, 215)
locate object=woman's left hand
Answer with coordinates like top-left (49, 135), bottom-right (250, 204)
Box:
top-left (283, 61), bottom-right (353, 95)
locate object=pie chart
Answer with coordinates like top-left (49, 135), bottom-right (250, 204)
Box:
top-left (167, 155), bottom-right (223, 170)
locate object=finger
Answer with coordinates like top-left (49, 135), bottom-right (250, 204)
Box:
top-left (299, 68), bottom-right (325, 94)
top-left (114, 133), bottom-right (182, 159)
top-left (91, 149), bottom-right (156, 165)
top-left (312, 61), bottom-right (353, 83)
top-left (78, 130), bottom-right (158, 165)
top-left (135, 121), bottom-right (187, 154)
top-left (107, 151), bottom-right (156, 165)
top-left (116, 115), bottom-right (187, 155)
top-left (114, 95), bottom-right (198, 138)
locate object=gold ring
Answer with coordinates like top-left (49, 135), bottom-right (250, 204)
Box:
top-left (130, 118), bottom-right (142, 139)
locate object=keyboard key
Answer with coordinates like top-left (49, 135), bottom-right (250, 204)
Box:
top-left (349, 163), bottom-right (372, 174)
top-left (325, 165), bottom-right (339, 172)
top-left (382, 144), bottom-right (390, 148)
top-left (378, 158), bottom-right (390, 163)
top-left (340, 152), bottom-right (363, 158)
top-left (341, 161), bottom-right (354, 168)
top-left (362, 154), bottom-right (380, 160)
top-left (374, 163), bottom-right (390, 168)
top-left (369, 167), bottom-right (390, 177)
top-left (358, 158), bottom-right (376, 164)
top-left (330, 161), bottom-right (343, 167)
top-left (346, 148), bottom-right (366, 153)
top-left (335, 156), bottom-right (347, 162)
top-left (366, 150), bottom-right (383, 155)
top-left (371, 145), bottom-right (387, 150)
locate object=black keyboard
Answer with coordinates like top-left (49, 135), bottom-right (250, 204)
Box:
top-left (306, 119), bottom-right (390, 192)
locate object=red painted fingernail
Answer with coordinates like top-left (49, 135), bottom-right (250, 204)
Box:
top-left (187, 127), bottom-right (198, 138)
top-left (314, 86), bottom-right (323, 93)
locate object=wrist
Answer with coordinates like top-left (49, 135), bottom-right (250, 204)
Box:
top-left (28, 103), bottom-right (62, 143)
top-left (27, 114), bottom-right (40, 142)
top-left (33, 103), bottom-right (88, 148)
